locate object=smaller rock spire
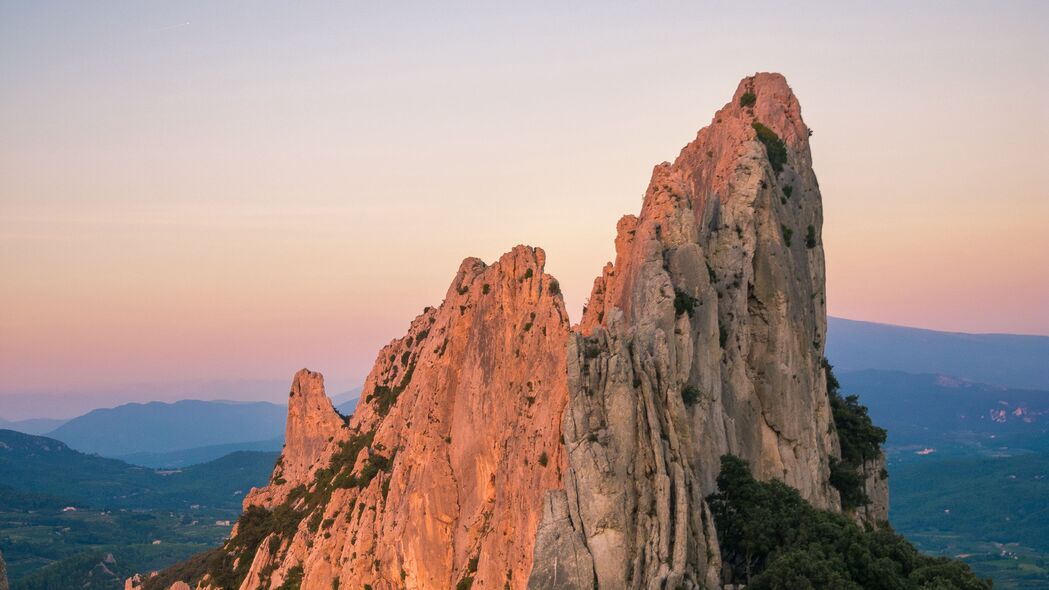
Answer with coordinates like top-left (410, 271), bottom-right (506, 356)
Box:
top-left (280, 368), bottom-right (344, 485)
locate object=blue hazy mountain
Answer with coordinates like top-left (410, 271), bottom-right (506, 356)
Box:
top-left (827, 317), bottom-right (1049, 391)
top-left (330, 386), bottom-right (363, 407)
top-left (335, 396), bottom-right (359, 417)
top-left (45, 400), bottom-right (287, 458)
top-left (837, 369), bottom-right (1049, 453)
top-left (0, 417), bottom-right (67, 436)
top-left (115, 437), bottom-right (285, 469)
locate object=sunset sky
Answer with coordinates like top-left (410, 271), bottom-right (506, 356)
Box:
top-left (2, 1), bottom-right (1047, 410)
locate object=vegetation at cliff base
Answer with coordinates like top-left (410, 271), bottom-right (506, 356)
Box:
top-left (824, 359), bottom-right (888, 509)
top-left (708, 454), bottom-right (992, 589)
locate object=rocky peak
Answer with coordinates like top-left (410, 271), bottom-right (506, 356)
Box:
top-left (243, 369), bottom-right (346, 510)
top-left (283, 369), bottom-right (345, 482)
top-left (135, 74), bottom-right (885, 590)
top-left (531, 73), bottom-right (849, 589)
top-left (187, 245), bottom-right (571, 590)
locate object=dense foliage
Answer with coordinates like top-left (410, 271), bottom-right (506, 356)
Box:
top-left (708, 455), bottom-right (993, 589)
top-left (0, 430), bottom-right (278, 512)
top-left (824, 360), bottom-right (887, 509)
top-left (673, 289), bottom-right (698, 317)
top-left (752, 121), bottom-right (788, 173)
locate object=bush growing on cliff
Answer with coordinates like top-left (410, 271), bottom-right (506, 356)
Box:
top-left (740, 91), bottom-right (756, 107)
top-left (806, 224), bottom-right (817, 249)
top-left (822, 359), bottom-right (887, 509)
top-left (681, 385), bottom-right (701, 406)
top-left (829, 457), bottom-right (870, 509)
top-left (708, 455), bottom-right (992, 589)
top-left (367, 356), bottom-right (417, 417)
top-left (752, 121), bottom-right (788, 173)
top-left (673, 289), bottom-right (698, 317)
top-left (825, 360), bottom-right (886, 467)
top-left (276, 563), bottom-right (304, 590)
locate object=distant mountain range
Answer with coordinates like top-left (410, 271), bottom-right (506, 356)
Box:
top-left (335, 396), bottom-right (359, 417)
top-left (115, 437), bottom-right (285, 469)
top-left (0, 417), bottom-right (66, 436)
top-left (44, 400), bottom-right (287, 458)
top-left (330, 386), bottom-right (363, 407)
top-left (838, 369), bottom-right (1049, 454)
top-left (0, 393), bottom-right (361, 470)
top-left (827, 316), bottom-right (1049, 390)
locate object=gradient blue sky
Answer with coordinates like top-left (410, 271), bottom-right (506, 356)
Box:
top-left (1, 1), bottom-right (1047, 411)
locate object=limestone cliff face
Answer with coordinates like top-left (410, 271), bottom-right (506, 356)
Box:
top-left (187, 246), bottom-right (570, 590)
top-left (134, 73), bottom-right (885, 590)
top-left (529, 73), bottom-right (846, 589)
top-left (241, 369), bottom-right (345, 510)
top-left (858, 454), bottom-right (890, 524)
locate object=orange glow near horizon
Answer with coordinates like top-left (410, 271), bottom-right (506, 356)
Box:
top-left (2, 2), bottom-right (1047, 397)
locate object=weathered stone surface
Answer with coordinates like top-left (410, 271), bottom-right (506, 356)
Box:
top-left (241, 368), bottom-right (345, 510)
top-left (530, 72), bottom-right (844, 589)
top-left (132, 73), bottom-right (885, 590)
top-left (857, 453), bottom-right (890, 524)
top-left (213, 246), bottom-right (570, 590)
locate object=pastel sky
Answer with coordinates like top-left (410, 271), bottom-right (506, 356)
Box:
top-left (2, 1), bottom-right (1047, 405)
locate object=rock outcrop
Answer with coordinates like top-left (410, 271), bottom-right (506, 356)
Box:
top-left (529, 72), bottom-right (846, 589)
top-left (141, 246), bottom-right (572, 590)
top-left (134, 73), bottom-right (888, 590)
top-left (858, 454), bottom-right (890, 524)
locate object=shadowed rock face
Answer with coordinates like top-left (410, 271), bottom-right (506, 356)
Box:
top-left (133, 73), bottom-right (883, 590)
top-left (529, 73), bottom-right (856, 589)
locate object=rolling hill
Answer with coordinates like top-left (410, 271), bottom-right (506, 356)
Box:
top-left (0, 429), bottom-right (276, 512)
top-left (0, 429), bottom-right (279, 588)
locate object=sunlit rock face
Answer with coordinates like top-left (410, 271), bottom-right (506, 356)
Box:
top-left (133, 73), bottom-right (882, 590)
top-left (220, 246), bottom-right (570, 590)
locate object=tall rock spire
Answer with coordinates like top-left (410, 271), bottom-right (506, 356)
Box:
top-left (530, 73), bottom-right (844, 589)
top-left (132, 74), bottom-right (881, 590)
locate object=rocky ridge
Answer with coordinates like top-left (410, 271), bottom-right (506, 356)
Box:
top-left (132, 73), bottom-right (887, 590)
